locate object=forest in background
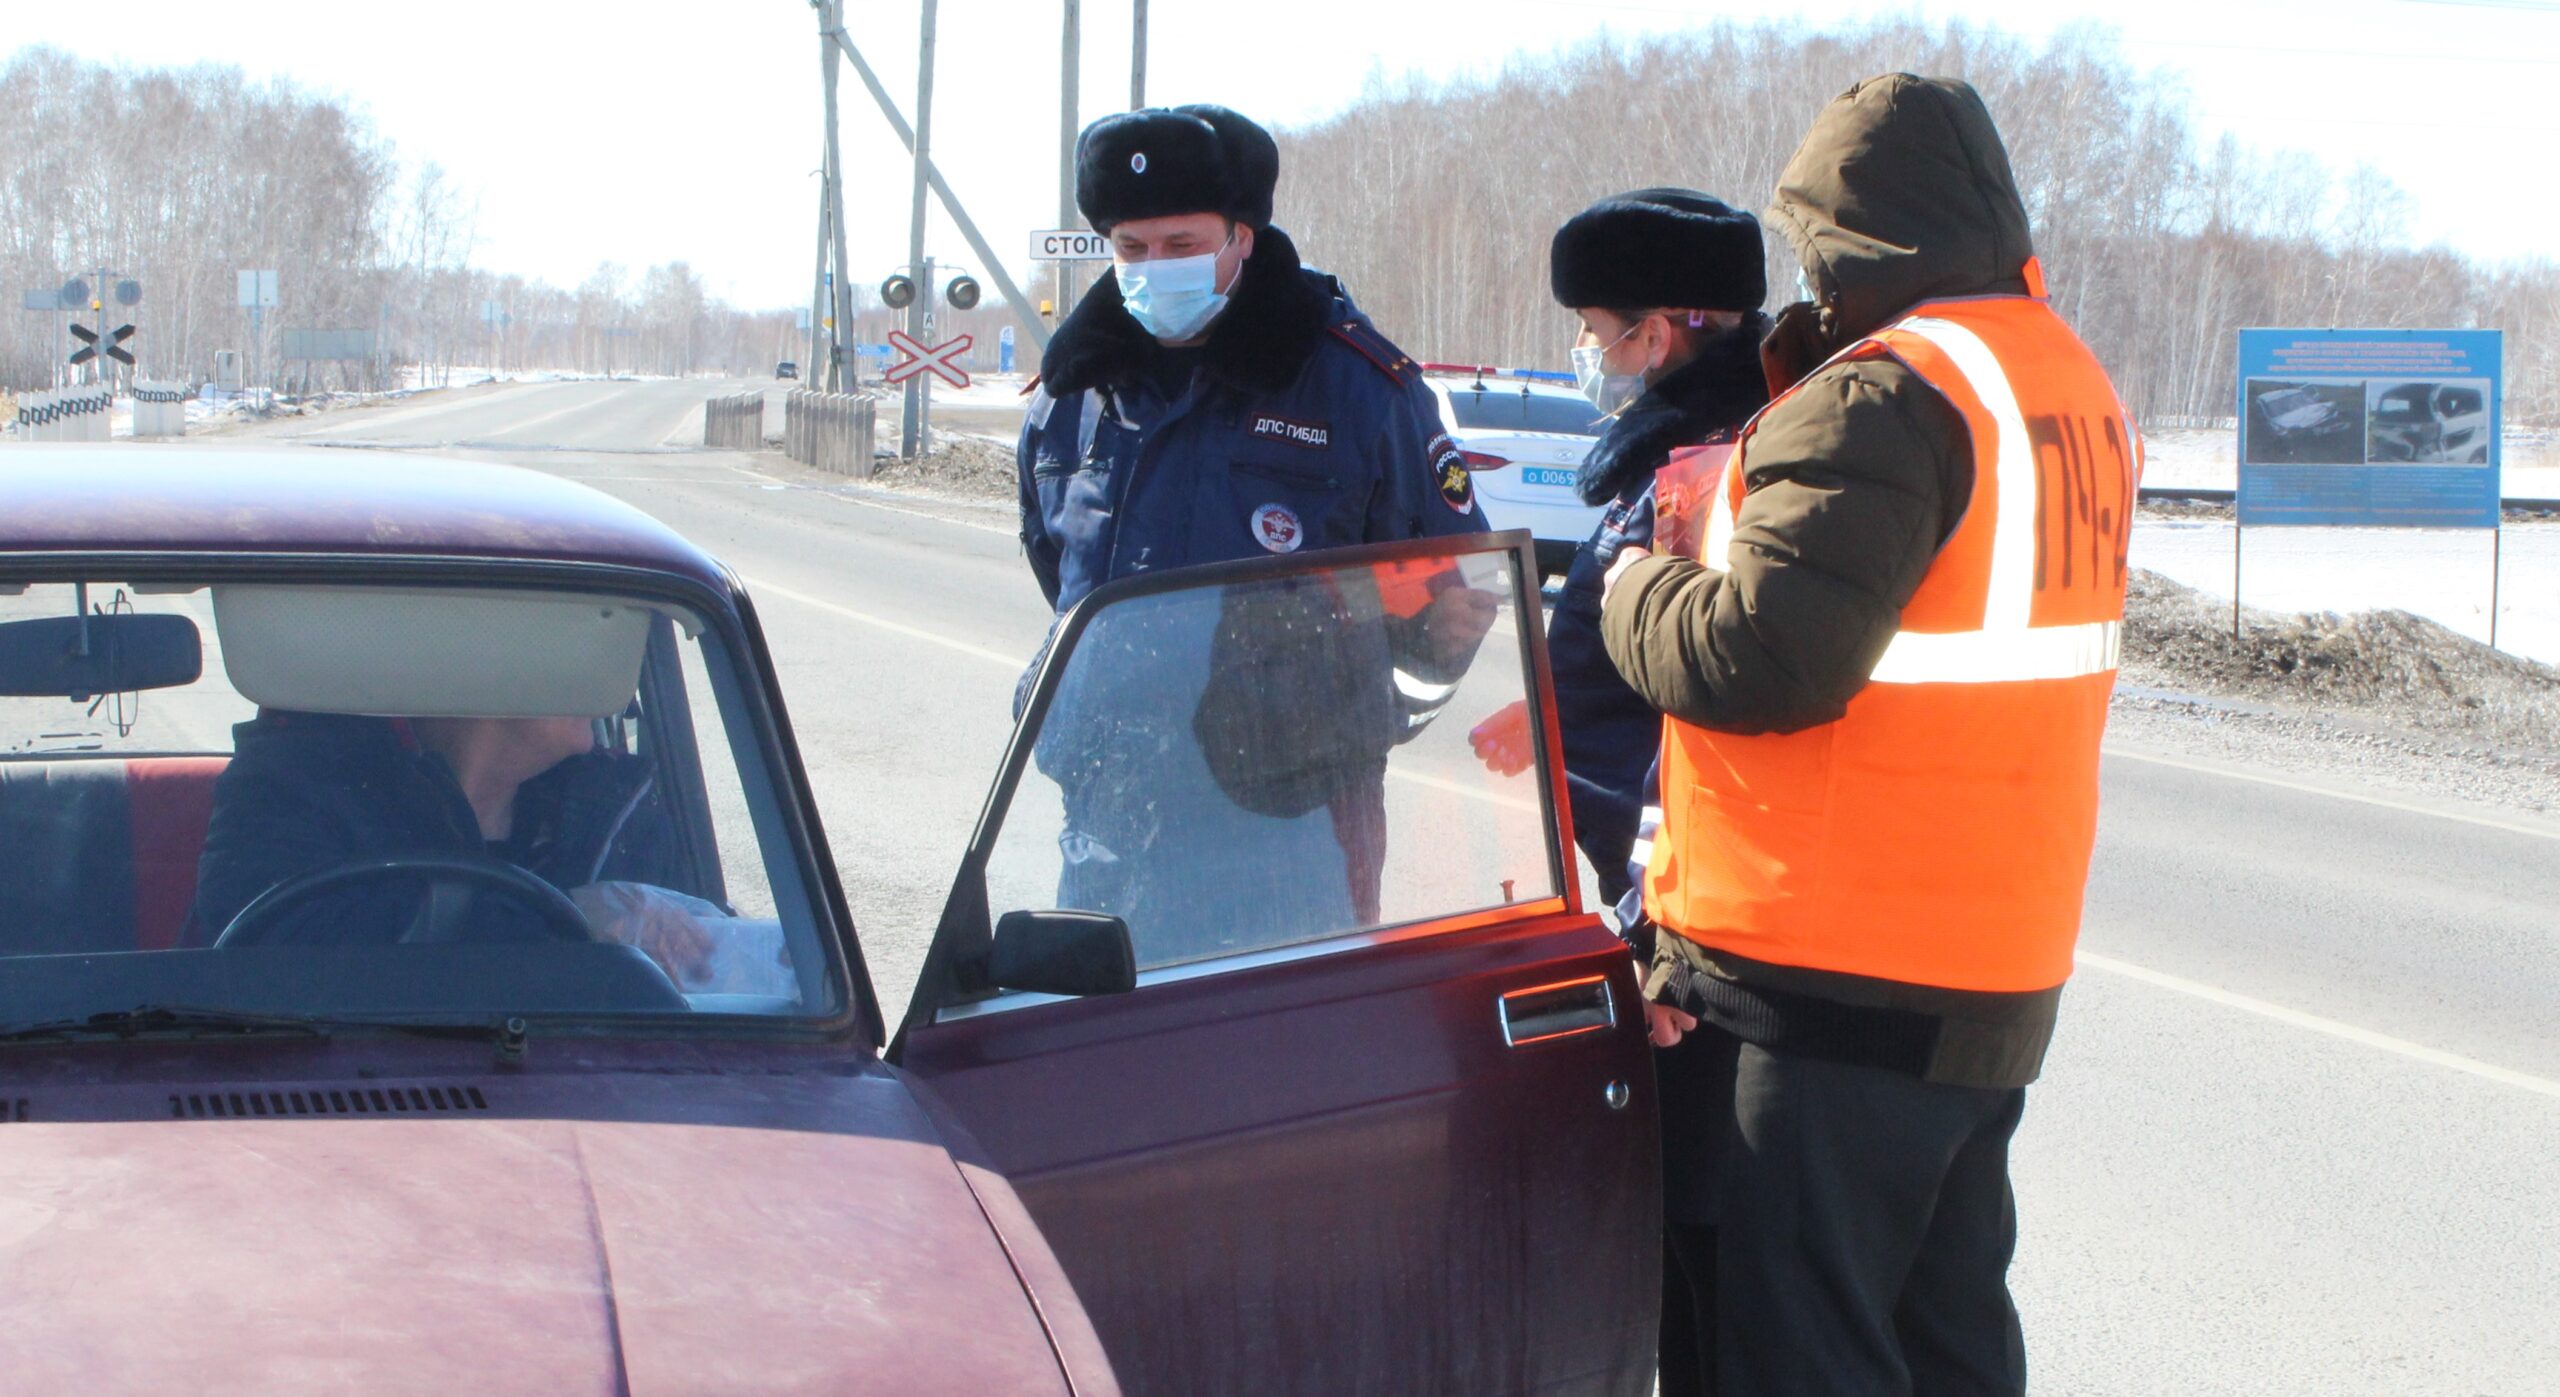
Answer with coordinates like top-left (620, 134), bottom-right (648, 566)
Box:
top-left (9, 24), bottom-right (2552, 427)
top-left (0, 48), bottom-right (795, 391)
top-left (1275, 19), bottom-right (2560, 427)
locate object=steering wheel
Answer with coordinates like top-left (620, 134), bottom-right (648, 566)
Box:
top-left (213, 854), bottom-right (594, 948)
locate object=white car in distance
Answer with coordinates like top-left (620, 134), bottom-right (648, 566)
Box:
top-left (1423, 368), bottom-right (1605, 577)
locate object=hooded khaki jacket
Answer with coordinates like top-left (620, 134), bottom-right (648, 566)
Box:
top-left (1601, 74), bottom-right (2135, 1087)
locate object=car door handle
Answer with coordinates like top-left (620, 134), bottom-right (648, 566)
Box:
top-left (1498, 975), bottom-right (1616, 1047)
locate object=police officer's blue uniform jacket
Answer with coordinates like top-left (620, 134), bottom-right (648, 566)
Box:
top-left (1552, 314), bottom-right (1770, 904)
top-left (1017, 226), bottom-right (1486, 614)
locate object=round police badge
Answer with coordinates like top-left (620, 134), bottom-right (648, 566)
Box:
top-left (1250, 503), bottom-right (1303, 552)
top-left (1130, 151), bottom-right (1148, 174)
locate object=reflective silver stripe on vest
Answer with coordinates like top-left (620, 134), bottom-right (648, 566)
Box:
top-left (1865, 315), bottom-right (2120, 686)
top-left (1899, 317), bottom-right (2038, 630)
top-left (1869, 620), bottom-right (2121, 684)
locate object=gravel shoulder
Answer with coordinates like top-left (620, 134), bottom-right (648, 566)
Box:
top-left (2113, 566), bottom-right (2560, 822)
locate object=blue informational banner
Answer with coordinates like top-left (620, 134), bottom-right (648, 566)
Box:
top-left (2235, 328), bottom-right (2501, 528)
top-left (999, 324), bottom-right (1016, 375)
top-left (855, 343), bottom-right (893, 360)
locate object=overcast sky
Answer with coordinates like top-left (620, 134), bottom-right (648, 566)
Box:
top-left (21, 0), bottom-right (2559, 311)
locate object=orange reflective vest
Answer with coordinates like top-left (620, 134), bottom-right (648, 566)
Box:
top-left (1643, 291), bottom-right (2140, 993)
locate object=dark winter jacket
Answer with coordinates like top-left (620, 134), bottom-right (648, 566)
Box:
top-left (184, 712), bottom-right (685, 948)
top-left (1549, 315), bottom-right (1770, 903)
top-left (1017, 225), bottom-right (1487, 615)
top-left (1602, 74), bottom-right (2064, 1089)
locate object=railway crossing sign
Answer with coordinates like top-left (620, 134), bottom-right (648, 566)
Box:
top-left (883, 329), bottom-right (973, 389)
top-left (69, 322), bottom-right (136, 367)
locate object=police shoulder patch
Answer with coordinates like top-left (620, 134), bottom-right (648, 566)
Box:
top-left (1430, 433), bottom-right (1476, 514)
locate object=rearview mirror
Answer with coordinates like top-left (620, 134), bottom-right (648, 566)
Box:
top-left (0, 613), bottom-right (202, 698)
top-left (987, 909), bottom-right (1136, 997)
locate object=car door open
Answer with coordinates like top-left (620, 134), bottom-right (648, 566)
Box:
top-left (892, 532), bottom-right (1658, 1396)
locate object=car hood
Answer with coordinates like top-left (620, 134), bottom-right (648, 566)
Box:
top-left (0, 1065), bottom-right (1074, 1394)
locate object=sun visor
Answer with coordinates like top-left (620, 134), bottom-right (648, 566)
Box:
top-left (213, 585), bottom-right (653, 718)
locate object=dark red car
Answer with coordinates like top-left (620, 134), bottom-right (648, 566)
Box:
top-left (0, 448), bottom-right (1657, 1393)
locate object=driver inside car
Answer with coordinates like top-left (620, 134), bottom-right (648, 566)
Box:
top-left (182, 708), bottom-right (714, 983)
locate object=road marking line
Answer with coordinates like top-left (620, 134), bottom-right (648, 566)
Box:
top-left (1387, 766), bottom-right (1540, 813)
top-left (747, 574), bottom-right (1539, 815)
top-left (2075, 950), bottom-right (2560, 1101)
top-left (474, 384), bottom-right (632, 442)
top-left (742, 574), bottom-right (1026, 669)
top-left (2102, 746), bottom-right (2560, 843)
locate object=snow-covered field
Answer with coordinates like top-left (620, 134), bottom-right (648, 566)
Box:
top-left (2143, 425), bottom-right (2560, 501)
top-left (2130, 518), bottom-right (2558, 666)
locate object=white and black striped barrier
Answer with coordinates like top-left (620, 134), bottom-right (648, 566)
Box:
top-left (132, 381), bottom-right (190, 438)
top-left (11, 386), bottom-right (114, 443)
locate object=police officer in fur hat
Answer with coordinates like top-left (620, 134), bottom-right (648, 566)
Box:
top-left (1468, 186), bottom-right (1772, 1397)
top-left (1018, 103), bottom-right (1486, 612)
top-left (1015, 104), bottom-right (1497, 970)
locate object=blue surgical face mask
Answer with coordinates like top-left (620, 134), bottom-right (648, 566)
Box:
top-left (1118, 231), bottom-right (1237, 342)
top-left (1572, 321), bottom-right (1647, 421)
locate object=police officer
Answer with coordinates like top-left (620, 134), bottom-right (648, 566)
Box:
top-left (1540, 188), bottom-right (1774, 1397)
top-left (1017, 104), bottom-right (1492, 965)
top-left (1017, 103), bottom-right (1486, 612)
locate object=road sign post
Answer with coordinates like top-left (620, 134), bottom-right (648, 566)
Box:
top-left (238, 270), bottom-right (278, 401)
top-left (2234, 327), bottom-right (2506, 647)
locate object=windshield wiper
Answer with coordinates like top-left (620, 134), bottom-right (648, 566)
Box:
top-left (0, 1004), bottom-right (508, 1045)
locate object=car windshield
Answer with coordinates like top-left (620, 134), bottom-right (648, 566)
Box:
top-left (1442, 384), bottom-right (1602, 436)
top-left (2373, 389), bottom-right (2428, 421)
top-left (0, 575), bottom-right (838, 1032)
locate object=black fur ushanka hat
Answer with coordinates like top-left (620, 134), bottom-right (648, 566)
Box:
top-left (1550, 187), bottom-right (1766, 312)
top-left (1077, 104), bottom-right (1279, 233)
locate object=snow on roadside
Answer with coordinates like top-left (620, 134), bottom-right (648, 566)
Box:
top-left (2129, 519), bottom-right (2557, 666)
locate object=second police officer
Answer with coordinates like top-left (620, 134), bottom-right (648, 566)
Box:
top-left (1489, 188), bottom-right (1774, 1397)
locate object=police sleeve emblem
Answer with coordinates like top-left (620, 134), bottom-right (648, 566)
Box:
top-left (1430, 433), bottom-right (1475, 514)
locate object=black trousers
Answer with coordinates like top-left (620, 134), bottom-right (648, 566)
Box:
top-left (1656, 1027), bottom-right (1741, 1397)
top-left (1713, 1035), bottom-right (2030, 1397)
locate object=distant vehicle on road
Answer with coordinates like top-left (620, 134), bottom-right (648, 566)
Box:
top-left (0, 450), bottom-right (1655, 1393)
top-left (775, 359), bottom-right (799, 380)
top-left (2369, 380), bottom-right (2490, 464)
top-left (1424, 367), bottom-right (1605, 576)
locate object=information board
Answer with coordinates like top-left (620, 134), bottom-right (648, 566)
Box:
top-left (2236, 328), bottom-right (2501, 528)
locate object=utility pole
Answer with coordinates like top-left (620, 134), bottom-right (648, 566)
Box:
top-left (1131, 0), bottom-right (1147, 109)
top-left (809, 177), bottom-right (829, 381)
top-left (1058, 1), bottom-right (1083, 326)
top-left (815, 0), bottom-right (857, 392)
top-left (901, 0), bottom-right (937, 459)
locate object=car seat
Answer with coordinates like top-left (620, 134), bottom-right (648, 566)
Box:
top-left (0, 757), bottom-right (227, 954)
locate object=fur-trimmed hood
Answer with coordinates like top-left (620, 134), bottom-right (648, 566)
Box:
top-left (1036, 225), bottom-right (1337, 398)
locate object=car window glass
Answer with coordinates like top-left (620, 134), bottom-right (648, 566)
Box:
top-left (984, 547), bottom-right (1559, 973)
top-left (0, 578), bottom-right (835, 1024)
top-left (1444, 386), bottom-right (1603, 436)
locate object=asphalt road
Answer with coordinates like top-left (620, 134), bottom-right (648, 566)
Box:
top-left (226, 378), bottom-right (2560, 1394)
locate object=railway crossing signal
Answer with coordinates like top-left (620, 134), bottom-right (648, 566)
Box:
top-left (883, 328), bottom-right (972, 389)
top-left (69, 322), bottom-right (136, 367)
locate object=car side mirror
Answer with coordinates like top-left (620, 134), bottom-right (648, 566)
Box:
top-left (987, 909), bottom-right (1136, 997)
